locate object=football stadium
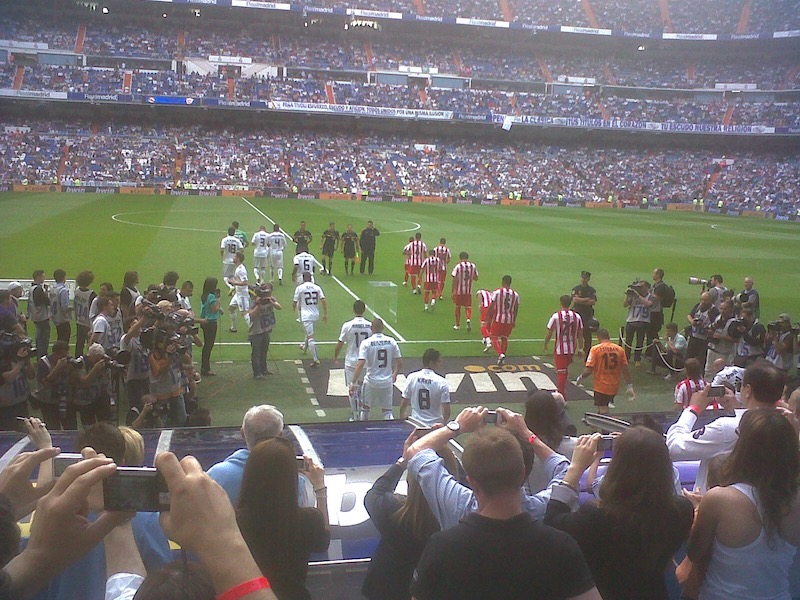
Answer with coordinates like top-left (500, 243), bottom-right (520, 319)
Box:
top-left (0, 0), bottom-right (799, 597)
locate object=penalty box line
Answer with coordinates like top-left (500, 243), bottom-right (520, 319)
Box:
top-left (241, 197), bottom-right (407, 342)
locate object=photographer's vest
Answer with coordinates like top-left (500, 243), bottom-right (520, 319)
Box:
top-left (736, 323), bottom-right (765, 359)
top-left (48, 283), bottom-right (70, 326)
top-left (0, 366), bottom-right (28, 407)
top-left (75, 363), bottom-right (110, 406)
top-left (37, 356), bottom-right (71, 405)
top-left (28, 284), bottom-right (51, 323)
top-left (74, 288), bottom-right (96, 328)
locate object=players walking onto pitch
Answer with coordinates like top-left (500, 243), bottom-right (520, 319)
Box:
top-left (251, 225), bottom-right (270, 284)
top-left (544, 295), bottom-right (584, 398)
top-left (293, 272), bottom-right (327, 367)
top-left (403, 232), bottom-right (427, 294)
top-left (334, 300), bottom-right (372, 421)
top-left (576, 328), bottom-right (635, 414)
top-left (476, 288), bottom-right (493, 352)
top-left (400, 348), bottom-right (451, 426)
top-left (451, 252), bottom-right (478, 331)
top-left (433, 238), bottom-right (451, 300)
top-left (420, 250), bottom-right (442, 312)
top-left (341, 224), bottom-right (360, 276)
top-left (293, 245), bottom-right (316, 285)
top-left (220, 226), bottom-right (243, 292)
top-left (267, 223), bottom-right (286, 285)
top-left (320, 222), bottom-right (340, 276)
top-left (351, 319), bottom-right (403, 421)
top-left (227, 252), bottom-right (250, 333)
top-left (486, 275), bottom-right (519, 366)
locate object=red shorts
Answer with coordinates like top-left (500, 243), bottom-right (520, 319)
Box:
top-left (490, 322), bottom-right (514, 339)
top-left (424, 282), bottom-right (438, 291)
top-left (454, 294), bottom-right (472, 307)
top-left (554, 354), bottom-right (573, 372)
top-left (409, 266), bottom-right (421, 275)
top-left (404, 264), bottom-right (413, 275)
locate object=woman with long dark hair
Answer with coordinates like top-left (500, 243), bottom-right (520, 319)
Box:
top-left (685, 408), bottom-right (800, 599)
top-left (199, 277), bottom-right (219, 376)
top-left (237, 437), bottom-right (330, 600)
top-left (544, 428), bottom-right (694, 599)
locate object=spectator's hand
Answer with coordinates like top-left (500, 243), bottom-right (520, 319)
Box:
top-left (777, 406), bottom-right (800, 436)
top-left (496, 407), bottom-right (533, 438)
top-left (23, 417), bottom-right (52, 450)
top-left (626, 384), bottom-right (636, 401)
top-left (688, 386), bottom-right (712, 412)
top-left (570, 433), bottom-right (601, 473)
top-left (0, 447), bottom-right (60, 518)
top-left (682, 488), bottom-right (703, 510)
top-left (301, 455), bottom-right (325, 490)
top-left (718, 387), bottom-right (738, 412)
top-left (455, 406), bottom-right (487, 434)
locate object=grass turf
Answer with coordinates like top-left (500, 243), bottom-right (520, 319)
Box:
top-left (3, 192), bottom-right (798, 427)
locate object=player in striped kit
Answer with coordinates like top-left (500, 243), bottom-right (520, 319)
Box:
top-left (419, 250), bottom-right (442, 312)
top-left (486, 275), bottom-right (519, 366)
top-left (402, 236), bottom-right (414, 287)
top-left (333, 300), bottom-right (373, 421)
top-left (476, 289), bottom-right (493, 352)
top-left (403, 232), bottom-right (427, 294)
top-left (433, 238), bottom-right (451, 300)
top-left (267, 223), bottom-right (286, 285)
top-left (543, 295), bottom-right (584, 397)
top-left (451, 252), bottom-right (478, 331)
top-left (674, 358), bottom-right (708, 411)
top-left (251, 225), bottom-right (271, 284)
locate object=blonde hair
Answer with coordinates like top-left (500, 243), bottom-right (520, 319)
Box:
top-left (119, 426), bottom-right (145, 466)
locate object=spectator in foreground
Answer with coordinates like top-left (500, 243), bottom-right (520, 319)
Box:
top-left (523, 390), bottom-right (577, 493)
top-left (684, 408), bottom-right (800, 599)
top-left (236, 437), bottom-right (330, 600)
top-left (544, 429), bottom-right (694, 599)
top-left (410, 425), bottom-right (601, 600)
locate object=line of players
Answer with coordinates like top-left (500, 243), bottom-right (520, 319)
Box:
top-left (402, 232), bottom-right (519, 367)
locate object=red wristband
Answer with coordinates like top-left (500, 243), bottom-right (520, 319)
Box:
top-left (217, 577), bottom-right (271, 600)
top-left (688, 406), bottom-right (701, 418)
top-left (528, 434), bottom-right (538, 444)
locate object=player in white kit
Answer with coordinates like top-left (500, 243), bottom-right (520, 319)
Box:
top-left (293, 273), bottom-right (327, 366)
top-left (293, 245), bottom-right (316, 285)
top-left (220, 226), bottom-right (244, 291)
top-left (351, 319), bottom-right (403, 421)
top-left (333, 300), bottom-right (373, 421)
top-left (251, 225), bottom-right (271, 284)
top-left (400, 348), bottom-right (450, 426)
top-left (267, 223), bottom-right (287, 285)
top-left (227, 252), bottom-right (250, 332)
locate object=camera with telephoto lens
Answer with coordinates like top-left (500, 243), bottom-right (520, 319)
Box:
top-left (767, 320), bottom-right (784, 332)
top-left (626, 279), bottom-right (646, 297)
top-left (250, 283), bottom-right (275, 305)
top-left (166, 312), bottom-right (198, 337)
top-left (102, 348), bottom-right (131, 370)
top-left (140, 298), bottom-right (166, 321)
top-left (0, 333), bottom-right (35, 361)
top-left (688, 277), bottom-right (709, 286)
top-left (67, 356), bottom-right (85, 368)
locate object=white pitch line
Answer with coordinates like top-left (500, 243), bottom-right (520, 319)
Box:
top-left (215, 337), bottom-right (548, 346)
top-left (241, 197), bottom-right (407, 342)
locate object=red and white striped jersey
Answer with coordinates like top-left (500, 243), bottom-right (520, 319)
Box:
top-left (674, 378), bottom-right (707, 409)
top-left (547, 309), bottom-right (584, 355)
top-left (452, 261), bottom-right (479, 296)
top-left (476, 289), bottom-right (492, 310)
top-left (490, 287), bottom-right (520, 324)
top-left (405, 240), bottom-right (427, 267)
top-left (434, 244), bottom-right (451, 271)
top-left (420, 256), bottom-right (442, 284)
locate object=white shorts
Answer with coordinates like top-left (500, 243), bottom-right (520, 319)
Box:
top-left (344, 362), bottom-right (363, 386)
top-left (302, 320), bottom-right (316, 337)
top-left (222, 263), bottom-right (236, 279)
top-left (230, 293), bottom-right (250, 311)
top-left (361, 382), bottom-right (393, 411)
top-left (253, 255), bottom-right (268, 269)
top-left (295, 272), bottom-right (315, 285)
top-left (271, 251), bottom-right (284, 269)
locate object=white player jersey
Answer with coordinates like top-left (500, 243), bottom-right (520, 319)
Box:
top-left (233, 264), bottom-right (248, 295)
top-left (268, 232), bottom-right (286, 252)
top-left (712, 366), bottom-right (745, 402)
top-left (358, 333), bottom-right (402, 388)
top-left (221, 235), bottom-right (243, 264)
top-left (294, 282), bottom-right (325, 322)
top-left (402, 367), bottom-right (450, 426)
top-left (251, 231), bottom-right (270, 257)
top-left (74, 288), bottom-right (95, 328)
top-left (294, 252), bottom-right (316, 277)
top-left (338, 316), bottom-right (373, 366)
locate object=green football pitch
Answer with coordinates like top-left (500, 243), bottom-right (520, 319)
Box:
top-left (2, 192), bottom-right (798, 427)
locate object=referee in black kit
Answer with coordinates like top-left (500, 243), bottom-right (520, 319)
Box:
top-left (359, 220), bottom-right (380, 275)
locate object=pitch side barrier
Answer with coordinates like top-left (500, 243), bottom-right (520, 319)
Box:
top-left (2, 183), bottom-right (797, 222)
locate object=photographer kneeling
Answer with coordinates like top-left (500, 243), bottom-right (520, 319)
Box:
top-left (247, 284), bottom-right (282, 379)
top-left (623, 280), bottom-right (652, 367)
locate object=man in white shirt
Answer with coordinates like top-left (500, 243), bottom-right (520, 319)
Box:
top-left (227, 252), bottom-right (250, 333)
top-left (334, 300), bottom-right (373, 421)
top-left (666, 360), bottom-right (786, 492)
top-left (91, 296), bottom-right (121, 352)
top-left (351, 319), bottom-right (403, 421)
top-left (292, 245), bottom-right (316, 285)
top-left (292, 273), bottom-right (327, 367)
top-left (220, 227), bottom-right (243, 291)
top-left (267, 224), bottom-right (287, 285)
top-left (251, 225), bottom-right (271, 285)
top-left (400, 348), bottom-right (450, 426)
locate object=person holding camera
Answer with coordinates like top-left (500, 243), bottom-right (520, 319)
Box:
top-left (0, 336), bottom-right (34, 430)
top-left (734, 307), bottom-right (766, 367)
top-left (766, 313), bottom-right (796, 373)
top-left (28, 270), bottom-right (50, 359)
top-left (120, 315), bottom-right (151, 423)
top-left (652, 322), bottom-right (687, 379)
top-left (737, 276), bottom-right (760, 319)
top-left (686, 292), bottom-right (719, 373)
top-left (704, 299), bottom-right (740, 379)
top-left (34, 340), bottom-right (73, 430)
top-left (70, 343), bottom-right (112, 428)
top-left (623, 279), bottom-right (652, 366)
top-left (148, 333), bottom-right (187, 428)
top-left (247, 284), bottom-right (282, 379)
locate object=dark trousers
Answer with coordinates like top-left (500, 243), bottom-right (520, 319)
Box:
top-left (625, 322), bottom-right (648, 361)
top-left (76, 397), bottom-right (112, 428)
top-left (125, 378), bottom-right (149, 413)
top-left (646, 311), bottom-right (664, 366)
top-left (0, 402), bottom-right (29, 432)
top-left (201, 321), bottom-right (218, 374)
top-left (250, 331), bottom-right (271, 376)
top-left (75, 324), bottom-right (90, 358)
top-left (359, 250), bottom-right (375, 274)
top-left (34, 320), bottom-right (51, 359)
top-left (55, 322), bottom-right (71, 344)
top-left (582, 327), bottom-right (593, 357)
top-left (686, 337), bottom-right (710, 372)
top-left (40, 402), bottom-right (73, 430)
